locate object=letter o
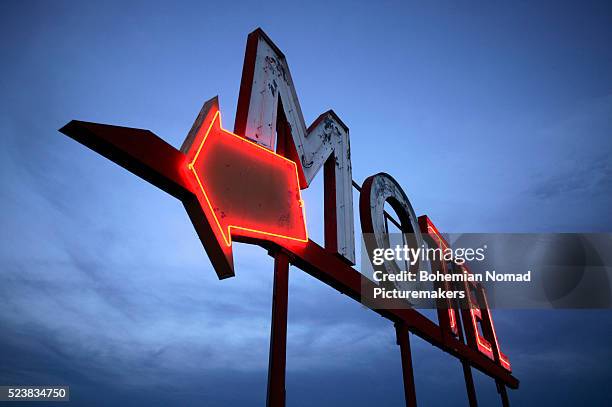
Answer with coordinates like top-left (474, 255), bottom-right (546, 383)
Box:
top-left (359, 173), bottom-right (424, 285)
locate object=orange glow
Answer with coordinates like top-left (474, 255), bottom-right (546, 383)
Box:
top-left (482, 290), bottom-right (512, 371)
top-left (462, 265), bottom-right (511, 370)
top-left (185, 110), bottom-right (308, 247)
top-left (423, 217), bottom-right (510, 370)
top-left (462, 265), bottom-right (495, 360)
top-left (425, 220), bottom-right (458, 335)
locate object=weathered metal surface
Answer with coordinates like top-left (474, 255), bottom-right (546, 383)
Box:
top-left (360, 172), bottom-right (424, 281)
top-left (235, 29), bottom-right (355, 265)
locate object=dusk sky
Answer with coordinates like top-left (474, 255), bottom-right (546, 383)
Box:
top-left (1, 1), bottom-right (611, 406)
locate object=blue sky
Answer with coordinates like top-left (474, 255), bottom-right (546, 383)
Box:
top-left (1, 1), bottom-right (611, 405)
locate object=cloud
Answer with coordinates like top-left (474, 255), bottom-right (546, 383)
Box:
top-left (530, 152), bottom-right (611, 199)
top-left (527, 94), bottom-right (612, 200)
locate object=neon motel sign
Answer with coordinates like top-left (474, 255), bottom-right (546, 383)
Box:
top-left (60, 29), bottom-right (518, 406)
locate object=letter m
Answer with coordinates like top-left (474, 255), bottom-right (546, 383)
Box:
top-left (234, 29), bottom-right (355, 264)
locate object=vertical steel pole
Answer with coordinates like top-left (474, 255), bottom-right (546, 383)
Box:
top-left (395, 322), bottom-right (417, 407)
top-left (497, 381), bottom-right (510, 407)
top-left (450, 274), bottom-right (479, 407)
top-left (461, 361), bottom-right (478, 407)
top-left (267, 250), bottom-right (290, 407)
top-left (475, 286), bottom-right (510, 407)
top-left (455, 307), bottom-right (478, 407)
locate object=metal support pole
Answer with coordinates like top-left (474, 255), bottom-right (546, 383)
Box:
top-left (497, 381), bottom-right (510, 407)
top-left (395, 322), bottom-right (417, 407)
top-left (449, 278), bottom-right (479, 407)
top-left (455, 308), bottom-right (478, 407)
top-left (462, 361), bottom-right (478, 407)
top-left (266, 251), bottom-right (290, 407)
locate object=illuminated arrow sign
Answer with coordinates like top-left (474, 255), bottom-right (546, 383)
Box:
top-left (181, 98), bottom-right (308, 253)
top-left (59, 96), bottom-right (307, 280)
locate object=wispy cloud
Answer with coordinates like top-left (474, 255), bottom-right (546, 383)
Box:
top-left (530, 152), bottom-right (611, 199)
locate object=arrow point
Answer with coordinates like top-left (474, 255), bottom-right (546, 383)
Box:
top-left (181, 97), bottom-right (235, 279)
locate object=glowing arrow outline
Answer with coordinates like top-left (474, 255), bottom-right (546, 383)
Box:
top-left (186, 110), bottom-right (308, 247)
